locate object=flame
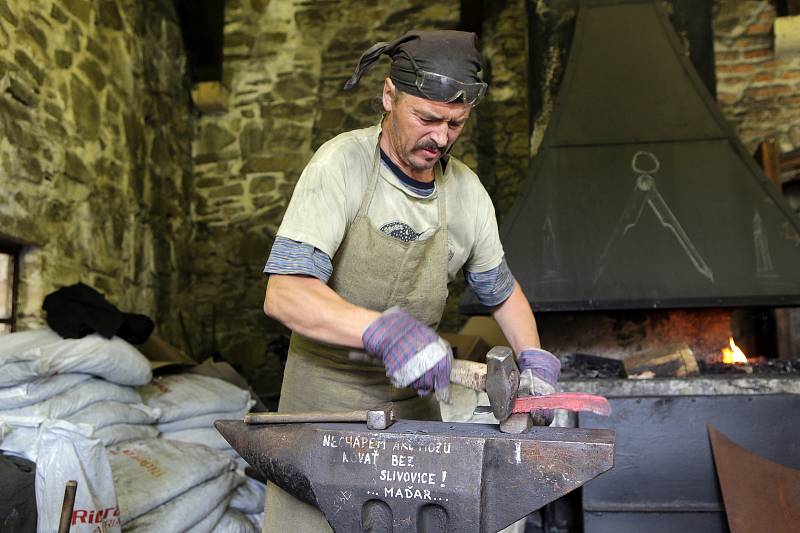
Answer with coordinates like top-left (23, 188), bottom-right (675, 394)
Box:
top-left (721, 337), bottom-right (748, 364)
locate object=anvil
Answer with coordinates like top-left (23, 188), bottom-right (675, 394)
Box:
top-left (215, 419), bottom-right (615, 532)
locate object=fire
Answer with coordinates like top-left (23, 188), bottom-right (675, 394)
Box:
top-left (721, 337), bottom-right (748, 364)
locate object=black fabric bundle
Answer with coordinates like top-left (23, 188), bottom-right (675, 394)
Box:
top-left (42, 282), bottom-right (154, 344)
top-left (0, 454), bottom-right (37, 532)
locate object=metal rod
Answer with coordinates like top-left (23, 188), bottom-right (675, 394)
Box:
top-left (58, 480), bottom-right (78, 533)
top-left (245, 411), bottom-right (368, 425)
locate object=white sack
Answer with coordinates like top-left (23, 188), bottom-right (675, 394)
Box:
top-left (0, 328), bottom-right (151, 386)
top-left (1, 422), bottom-right (159, 461)
top-left (0, 363), bottom-right (40, 387)
top-left (140, 374), bottom-right (251, 423)
top-left (156, 403), bottom-right (253, 433)
top-left (194, 495), bottom-right (235, 533)
top-left (108, 438), bottom-right (236, 524)
top-left (212, 508), bottom-right (257, 533)
top-left (35, 421), bottom-right (120, 533)
top-left (0, 424), bottom-right (39, 461)
top-left (94, 424), bottom-right (158, 446)
top-left (67, 402), bottom-right (160, 429)
top-left (245, 512), bottom-right (264, 529)
top-left (0, 373), bottom-right (91, 409)
top-left (161, 427), bottom-right (230, 450)
top-left (0, 378), bottom-right (141, 427)
top-left (123, 470), bottom-right (242, 533)
top-left (229, 475), bottom-right (266, 514)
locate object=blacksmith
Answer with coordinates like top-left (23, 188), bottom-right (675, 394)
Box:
top-left (261, 30), bottom-right (561, 531)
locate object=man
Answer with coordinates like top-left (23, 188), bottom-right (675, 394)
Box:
top-left (261, 30), bottom-right (560, 532)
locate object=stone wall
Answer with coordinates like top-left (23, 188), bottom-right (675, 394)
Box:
top-left (0, 0), bottom-right (193, 343)
top-left (714, 0), bottom-right (800, 156)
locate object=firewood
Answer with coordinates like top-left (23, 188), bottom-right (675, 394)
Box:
top-left (623, 344), bottom-right (699, 378)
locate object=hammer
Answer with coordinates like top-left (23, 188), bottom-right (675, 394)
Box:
top-left (454, 348), bottom-right (612, 433)
top-left (451, 346), bottom-right (529, 433)
top-left (245, 403), bottom-right (395, 430)
top-left (450, 346), bottom-right (518, 419)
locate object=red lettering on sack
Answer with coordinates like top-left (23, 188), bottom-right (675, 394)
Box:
top-left (72, 506), bottom-right (121, 526)
top-left (152, 380), bottom-right (171, 393)
top-left (72, 509), bottom-right (87, 524)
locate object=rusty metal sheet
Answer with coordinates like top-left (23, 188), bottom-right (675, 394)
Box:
top-left (216, 419), bottom-right (614, 532)
top-left (709, 425), bottom-right (800, 533)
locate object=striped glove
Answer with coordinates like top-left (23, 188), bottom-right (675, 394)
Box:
top-left (362, 307), bottom-right (452, 403)
top-left (518, 348), bottom-right (561, 425)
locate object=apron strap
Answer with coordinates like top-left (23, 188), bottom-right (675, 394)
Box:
top-left (356, 142), bottom-right (382, 218)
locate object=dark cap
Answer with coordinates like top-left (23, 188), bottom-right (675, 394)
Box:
top-left (343, 31), bottom-right (484, 103)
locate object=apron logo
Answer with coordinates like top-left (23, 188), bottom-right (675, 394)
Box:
top-left (380, 221), bottom-right (422, 242)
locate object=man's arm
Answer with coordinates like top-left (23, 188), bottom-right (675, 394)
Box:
top-left (490, 281), bottom-right (541, 354)
top-left (265, 274), bottom-right (452, 400)
top-left (264, 274), bottom-right (379, 348)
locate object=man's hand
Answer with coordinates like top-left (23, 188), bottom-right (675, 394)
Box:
top-left (362, 307), bottom-right (452, 403)
top-left (518, 348), bottom-right (561, 425)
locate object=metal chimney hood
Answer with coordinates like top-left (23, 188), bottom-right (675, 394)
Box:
top-left (463, 0), bottom-right (800, 313)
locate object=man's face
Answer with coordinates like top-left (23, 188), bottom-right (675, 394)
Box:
top-left (381, 79), bottom-right (471, 180)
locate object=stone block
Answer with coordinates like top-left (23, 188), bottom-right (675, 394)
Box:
top-left (6, 75), bottom-right (38, 107)
top-left (44, 118), bottom-right (67, 138)
top-left (6, 121), bottom-right (39, 150)
top-left (87, 37), bottom-right (111, 64)
top-left (197, 122), bottom-right (237, 154)
top-left (70, 76), bottom-right (101, 137)
top-left (14, 50), bottom-right (45, 85)
top-left (64, 151), bottom-right (91, 182)
top-left (63, 0), bottom-right (92, 25)
top-left (272, 73), bottom-right (316, 100)
top-left (78, 58), bottom-right (106, 90)
top-left (196, 177), bottom-right (225, 189)
top-left (55, 49), bottom-right (73, 69)
top-left (239, 125), bottom-right (264, 158)
top-left (22, 16), bottom-right (48, 53)
top-left (208, 183), bottom-right (244, 199)
top-left (50, 4), bottom-right (68, 24)
top-left (0, 0), bottom-right (17, 25)
top-left (98, 0), bottom-right (123, 30)
top-left (248, 173), bottom-right (279, 194)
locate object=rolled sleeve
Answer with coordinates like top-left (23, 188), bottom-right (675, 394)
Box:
top-left (464, 257), bottom-right (516, 307)
top-left (263, 236), bottom-right (334, 282)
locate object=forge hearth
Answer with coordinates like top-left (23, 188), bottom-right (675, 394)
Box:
top-left (536, 306), bottom-right (794, 367)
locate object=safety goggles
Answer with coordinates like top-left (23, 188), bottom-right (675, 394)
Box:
top-left (404, 54), bottom-right (487, 106)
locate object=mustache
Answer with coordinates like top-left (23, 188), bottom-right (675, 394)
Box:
top-left (413, 140), bottom-right (446, 153)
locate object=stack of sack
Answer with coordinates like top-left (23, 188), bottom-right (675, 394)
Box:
top-left (0, 328), bottom-right (158, 461)
top-left (140, 373), bottom-right (265, 530)
top-left (107, 437), bottom-right (250, 531)
top-left (140, 373), bottom-right (255, 459)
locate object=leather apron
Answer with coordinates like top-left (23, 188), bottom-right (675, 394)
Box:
top-left (263, 138), bottom-right (450, 533)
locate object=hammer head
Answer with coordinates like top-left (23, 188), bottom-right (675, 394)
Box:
top-left (485, 346), bottom-right (519, 422)
top-left (366, 403), bottom-right (395, 430)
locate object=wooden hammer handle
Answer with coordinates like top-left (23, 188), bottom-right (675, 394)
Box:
top-left (450, 359), bottom-right (487, 392)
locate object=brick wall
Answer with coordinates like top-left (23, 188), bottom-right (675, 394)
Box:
top-left (715, 0), bottom-right (800, 155)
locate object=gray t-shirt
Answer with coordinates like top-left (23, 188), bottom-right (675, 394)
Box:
top-left (276, 124), bottom-right (505, 282)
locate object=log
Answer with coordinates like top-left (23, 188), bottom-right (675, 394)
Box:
top-left (623, 343), bottom-right (699, 378)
